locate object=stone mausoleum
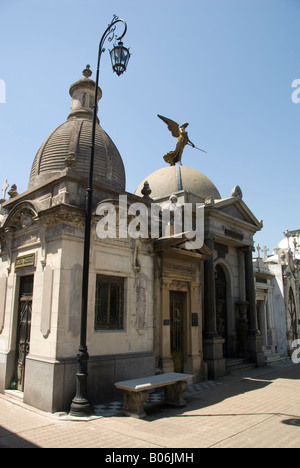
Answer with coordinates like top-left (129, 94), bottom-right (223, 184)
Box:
top-left (0, 68), bottom-right (265, 413)
top-left (253, 231), bottom-right (300, 360)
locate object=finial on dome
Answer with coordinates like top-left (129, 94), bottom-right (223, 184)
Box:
top-left (68, 66), bottom-right (101, 121)
top-left (231, 185), bottom-right (243, 198)
top-left (141, 181), bottom-right (152, 200)
top-left (82, 65), bottom-right (92, 79)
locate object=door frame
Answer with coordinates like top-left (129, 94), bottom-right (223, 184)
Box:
top-left (14, 275), bottom-right (34, 392)
top-left (170, 290), bottom-right (187, 373)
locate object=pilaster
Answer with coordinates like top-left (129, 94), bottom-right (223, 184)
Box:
top-left (203, 236), bottom-right (225, 378)
top-left (160, 279), bottom-right (174, 373)
top-left (185, 282), bottom-right (202, 378)
top-left (243, 246), bottom-right (265, 367)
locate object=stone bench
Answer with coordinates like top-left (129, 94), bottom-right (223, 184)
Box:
top-left (115, 372), bottom-right (193, 418)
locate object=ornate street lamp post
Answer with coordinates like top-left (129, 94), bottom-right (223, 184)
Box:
top-left (70, 16), bottom-right (130, 417)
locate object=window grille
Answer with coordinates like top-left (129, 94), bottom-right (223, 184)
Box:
top-left (95, 276), bottom-right (124, 330)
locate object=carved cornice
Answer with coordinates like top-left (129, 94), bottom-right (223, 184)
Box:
top-left (38, 204), bottom-right (85, 228)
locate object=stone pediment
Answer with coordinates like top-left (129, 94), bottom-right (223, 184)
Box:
top-left (214, 197), bottom-right (262, 230)
top-left (221, 204), bottom-right (249, 222)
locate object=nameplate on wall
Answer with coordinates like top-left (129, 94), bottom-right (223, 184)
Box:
top-left (15, 253), bottom-right (35, 270)
top-left (192, 313), bottom-right (199, 327)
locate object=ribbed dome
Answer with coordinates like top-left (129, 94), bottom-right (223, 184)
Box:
top-left (135, 165), bottom-right (221, 202)
top-left (28, 66), bottom-right (126, 191)
top-left (29, 118), bottom-right (125, 190)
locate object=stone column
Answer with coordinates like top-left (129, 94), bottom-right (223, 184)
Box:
top-left (244, 246), bottom-right (265, 366)
top-left (186, 282), bottom-right (202, 377)
top-left (244, 246), bottom-right (258, 334)
top-left (235, 300), bottom-right (249, 359)
top-left (263, 298), bottom-right (268, 346)
top-left (203, 237), bottom-right (225, 378)
top-left (258, 299), bottom-right (268, 347)
top-left (238, 249), bottom-right (246, 302)
top-left (204, 237), bottom-right (217, 336)
top-left (266, 288), bottom-right (277, 351)
top-left (160, 279), bottom-right (174, 373)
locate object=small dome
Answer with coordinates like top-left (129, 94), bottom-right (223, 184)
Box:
top-left (29, 118), bottom-right (125, 191)
top-left (135, 165), bottom-right (221, 202)
top-left (28, 66), bottom-right (125, 191)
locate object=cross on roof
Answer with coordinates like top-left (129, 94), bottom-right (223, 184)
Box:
top-left (1, 179), bottom-right (9, 200)
top-left (256, 243), bottom-right (261, 258)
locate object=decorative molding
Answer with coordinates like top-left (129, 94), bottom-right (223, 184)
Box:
top-left (40, 265), bottom-right (53, 339)
top-left (171, 280), bottom-right (188, 291)
top-left (41, 210), bottom-right (85, 227)
top-left (214, 242), bottom-right (228, 259)
top-left (0, 274), bottom-right (7, 334)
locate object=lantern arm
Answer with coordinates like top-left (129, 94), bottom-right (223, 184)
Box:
top-left (97, 15), bottom-right (128, 69)
top-left (91, 15), bottom-right (129, 113)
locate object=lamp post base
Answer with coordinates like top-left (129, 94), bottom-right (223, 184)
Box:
top-left (69, 348), bottom-right (94, 418)
top-left (69, 398), bottom-right (93, 418)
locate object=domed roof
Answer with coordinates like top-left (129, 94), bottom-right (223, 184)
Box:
top-left (29, 118), bottom-right (125, 190)
top-left (135, 165), bottom-right (221, 202)
top-left (28, 66), bottom-right (125, 191)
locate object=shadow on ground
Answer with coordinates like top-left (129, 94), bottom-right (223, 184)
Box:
top-left (120, 363), bottom-right (300, 423)
top-left (0, 425), bottom-right (38, 448)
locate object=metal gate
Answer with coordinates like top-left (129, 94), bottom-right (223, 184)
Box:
top-left (170, 291), bottom-right (186, 373)
top-left (16, 276), bottom-right (33, 392)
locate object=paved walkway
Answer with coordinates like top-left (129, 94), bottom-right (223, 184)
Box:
top-left (0, 360), bottom-right (299, 449)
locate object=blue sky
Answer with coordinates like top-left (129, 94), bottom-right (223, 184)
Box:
top-left (0, 0), bottom-right (299, 252)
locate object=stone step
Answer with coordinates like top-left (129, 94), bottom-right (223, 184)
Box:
top-left (4, 389), bottom-right (24, 403)
top-left (265, 354), bottom-right (289, 364)
top-left (226, 358), bottom-right (246, 367)
top-left (225, 358), bottom-right (257, 375)
top-left (263, 348), bottom-right (273, 355)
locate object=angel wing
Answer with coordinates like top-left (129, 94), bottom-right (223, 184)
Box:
top-left (157, 114), bottom-right (180, 138)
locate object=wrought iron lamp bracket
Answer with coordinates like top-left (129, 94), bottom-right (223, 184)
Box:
top-left (98, 15), bottom-right (128, 65)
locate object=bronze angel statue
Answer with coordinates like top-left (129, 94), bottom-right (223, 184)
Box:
top-left (158, 114), bottom-right (206, 166)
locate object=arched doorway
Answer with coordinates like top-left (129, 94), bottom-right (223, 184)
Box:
top-left (215, 264), bottom-right (228, 357)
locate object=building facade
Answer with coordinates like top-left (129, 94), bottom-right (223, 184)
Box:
top-left (259, 231), bottom-right (300, 357)
top-left (0, 69), bottom-right (265, 413)
top-left (136, 169), bottom-right (265, 379)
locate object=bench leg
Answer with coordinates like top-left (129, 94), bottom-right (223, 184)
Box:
top-left (123, 390), bottom-right (149, 418)
top-left (164, 381), bottom-right (188, 407)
